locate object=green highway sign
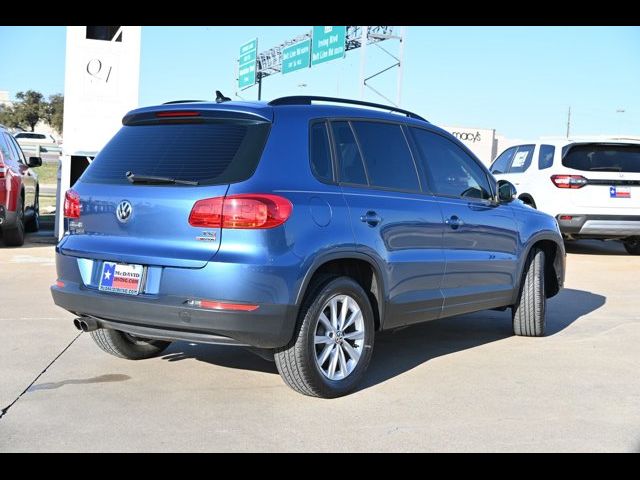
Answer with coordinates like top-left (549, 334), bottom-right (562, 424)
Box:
top-left (282, 39), bottom-right (311, 75)
top-left (311, 26), bottom-right (346, 66)
top-left (238, 38), bottom-right (258, 90)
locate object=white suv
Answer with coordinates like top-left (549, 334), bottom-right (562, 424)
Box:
top-left (491, 138), bottom-right (640, 255)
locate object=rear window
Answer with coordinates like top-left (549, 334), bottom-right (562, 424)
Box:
top-left (562, 144), bottom-right (640, 173)
top-left (80, 121), bottom-right (270, 185)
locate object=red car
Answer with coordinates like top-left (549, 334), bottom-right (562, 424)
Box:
top-left (0, 126), bottom-right (41, 246)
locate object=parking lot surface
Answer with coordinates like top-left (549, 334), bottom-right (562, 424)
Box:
top-left (0, 234), bottom-right (638, 452)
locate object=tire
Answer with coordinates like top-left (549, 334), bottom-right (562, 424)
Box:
top-left (512, 247), bottom-right (546, 337)
top-left (25, 192), bottom-right (40, 233)
top-left (2, 196), bottom-right (25, 247)
top-left (623, 237), bottom-right (640, 255)
top-left (275, 275), bottom-right (375, 398)
top-left (90, 328), bottom-right (171, 360)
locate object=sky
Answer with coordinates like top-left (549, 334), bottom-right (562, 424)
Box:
top-left (0, 25), bottom-right (638, 139)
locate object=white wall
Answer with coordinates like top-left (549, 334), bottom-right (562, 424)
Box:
top-left (441, 125), bottom-right (497, 166)
top-left (62, 26), bottom-right (141, 155)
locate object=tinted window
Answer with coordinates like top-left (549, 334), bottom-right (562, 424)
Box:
top-left (309, 122), bottom-right (333, 183)
top-left (3, 133), bottom-right (20, 165)
top-left (538, 144), bottom-right (555, 170)
top-left (351, 121), bottom-right (420, 191)
top-left (7, 136), bottom-right (26, 164)
top-left (331, 121), bottom-right (367, 185)
top-left (562, 144), bottom-right (640, 173)
top-left (508, 144), bottom-right (534, 173)
top-left (80, 121), bottom-right (270, 185)
top-left (0, 134), bottom-right (14, 164)
top-left (411, 128), bottom-right (492, 200)
top-left (491, 146), bottom-right (516, 174)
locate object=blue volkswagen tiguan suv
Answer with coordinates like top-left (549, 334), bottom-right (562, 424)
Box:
top-left (51, 96), bottom-right (565, 398)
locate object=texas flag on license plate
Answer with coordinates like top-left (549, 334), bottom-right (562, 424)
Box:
top-left (100, 262), bottom-right (143, 295)
top-left (610, 186), bottom-right (631, 198)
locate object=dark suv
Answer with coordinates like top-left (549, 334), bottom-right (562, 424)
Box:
top-left (51, 97), bottom-right (565, 398)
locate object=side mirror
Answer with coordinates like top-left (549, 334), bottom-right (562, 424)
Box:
top-left (497, 179), bottom-right (517, 203)
top-left (27, 156), bottom-right (42, 168)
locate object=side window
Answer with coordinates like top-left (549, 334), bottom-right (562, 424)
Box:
top-left (7, 135), bottom-right (26, 164)
top-left (491, 146), bottom-right (516, 174)
top-left (350, 121), bottom-right (420, 192)
top-left (331, 121), bottom-right (367, 185)
top-left (508, 144), bottom-right (535, 173)
top-left (0, 134), bottom-right (14, 164)
top-left (410, 128), bottom-right (493, 201)
top-left (309, 122), bottom-right (334, 183)
top-left (2, 133), bottom-right (19, 165)
top-left (538, 144), bottom-right (555, 170)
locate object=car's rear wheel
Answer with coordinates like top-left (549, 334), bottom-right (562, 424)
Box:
top-left (275, 276), bottom-right (375, 398)
top-left (25, 192), bottom-right (40, 233)
top-left (623, 237), bottom-right (640, 255)
top-left (2, 196), bottom-right (25, 247)
top-left (512, 247), bottom-right (546, 337)
top-left (90, 328), bottom-right (171, 360)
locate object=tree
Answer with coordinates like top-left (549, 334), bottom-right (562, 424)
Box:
top-left (0, 104), bottom-right (22, 129)
top-left (43, 94), bottom-right (64, 134)
top-left (14, 90), bottom-right (45, 131)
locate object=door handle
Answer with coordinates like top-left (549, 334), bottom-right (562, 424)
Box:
top-left (445, 215), bottom-right (464, 230)
top-left (360, 211), bottom-right (381, 227)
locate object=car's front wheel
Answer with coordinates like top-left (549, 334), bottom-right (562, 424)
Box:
top-left (275, 276), bottom-right (375, 398)
top-left (623, 237), bottom-right (640, 255)
top-left (90, 329), bottom-right (171, 360)
top-left (512, 247), bottom-right (546, 337)
top-left (2, 195), bottom-right (25, 247)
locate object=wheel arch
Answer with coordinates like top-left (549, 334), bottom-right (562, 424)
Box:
top-left (513, 234), bottom-right (565, 304)
top-left (296, 252), bottom-right (387, 331)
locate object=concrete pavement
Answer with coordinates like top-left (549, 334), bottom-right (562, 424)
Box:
top-left (0, 236), bottom-right (638, 452)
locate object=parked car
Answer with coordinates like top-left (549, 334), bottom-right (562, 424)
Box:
top-left (13, 131), bottom-right (60, 153)
top-left (50, 96), bottom-right (565, 398)
top-left (491, 138), bottom-right (640, 254)
top-left (0, 125), bottom-right (41, 246)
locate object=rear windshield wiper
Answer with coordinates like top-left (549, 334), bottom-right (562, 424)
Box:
top-left (126, 171), bottom-right (199, 186)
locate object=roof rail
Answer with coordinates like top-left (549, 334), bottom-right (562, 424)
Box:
top-left (162, 99), bottom-right (205, 105)
top-left (268, 96), bottom-right (428, 122)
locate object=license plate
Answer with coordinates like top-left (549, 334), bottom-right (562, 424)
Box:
top-left (610, 186), bottom-right (631, 198)
top-left (99, 262), bottom-right (144, 295)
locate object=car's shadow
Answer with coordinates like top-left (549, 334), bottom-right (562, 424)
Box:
top-left (565, 239), bottom-right (628, 256)
top-left (159, 288), bottom-right (606, 390)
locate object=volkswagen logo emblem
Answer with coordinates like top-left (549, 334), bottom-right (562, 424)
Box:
top-left (116, 200), bottom-right (133, 223)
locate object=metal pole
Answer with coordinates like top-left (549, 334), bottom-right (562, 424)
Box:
top-left (566, 106), bottom-right (571, 138)
top-left (359, 26), bottom-right (368, 100)
top-left (396, 26), bottom-right (406, 107)
top-left (257, 61), bottom-right (262, 101)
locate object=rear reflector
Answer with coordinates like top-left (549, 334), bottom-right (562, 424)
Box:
top-left (187, 299), bottom-right (259, 311)
top-left (550, 175), bottom-right (588, 189)
top-left (64, 189), bottom-right (81, 219)
top-left (189, 194), bottom-right (293, 229)
top-left (55, 280), bottom-right (65, 288)
top-left (155, 111), bottom-right (200, 118)
top-left (559, 215), bottom-right (573, 221)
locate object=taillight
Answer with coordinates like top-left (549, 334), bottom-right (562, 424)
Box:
top-left (0, 154), bottom-right (5, 179)
top-left (64, 189), bottom-right (80, 218)
top-left (550, 175), bottom-right (588, 189)
top-left (189, 194), bottom-right (293, 229)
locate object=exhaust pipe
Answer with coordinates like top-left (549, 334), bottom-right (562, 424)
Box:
top-left (73, 317), bottom-right (100, 332)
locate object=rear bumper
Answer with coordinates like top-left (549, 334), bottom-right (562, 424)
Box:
top-left (556, 214), bottom-right (640, 237)
top-left (51, 282), bottom-right (298, 348)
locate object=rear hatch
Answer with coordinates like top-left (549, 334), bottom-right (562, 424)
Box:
top-left (60, 106), bottom-right (271, 268)
top-left (561, 143), bottom-right (640, 211)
